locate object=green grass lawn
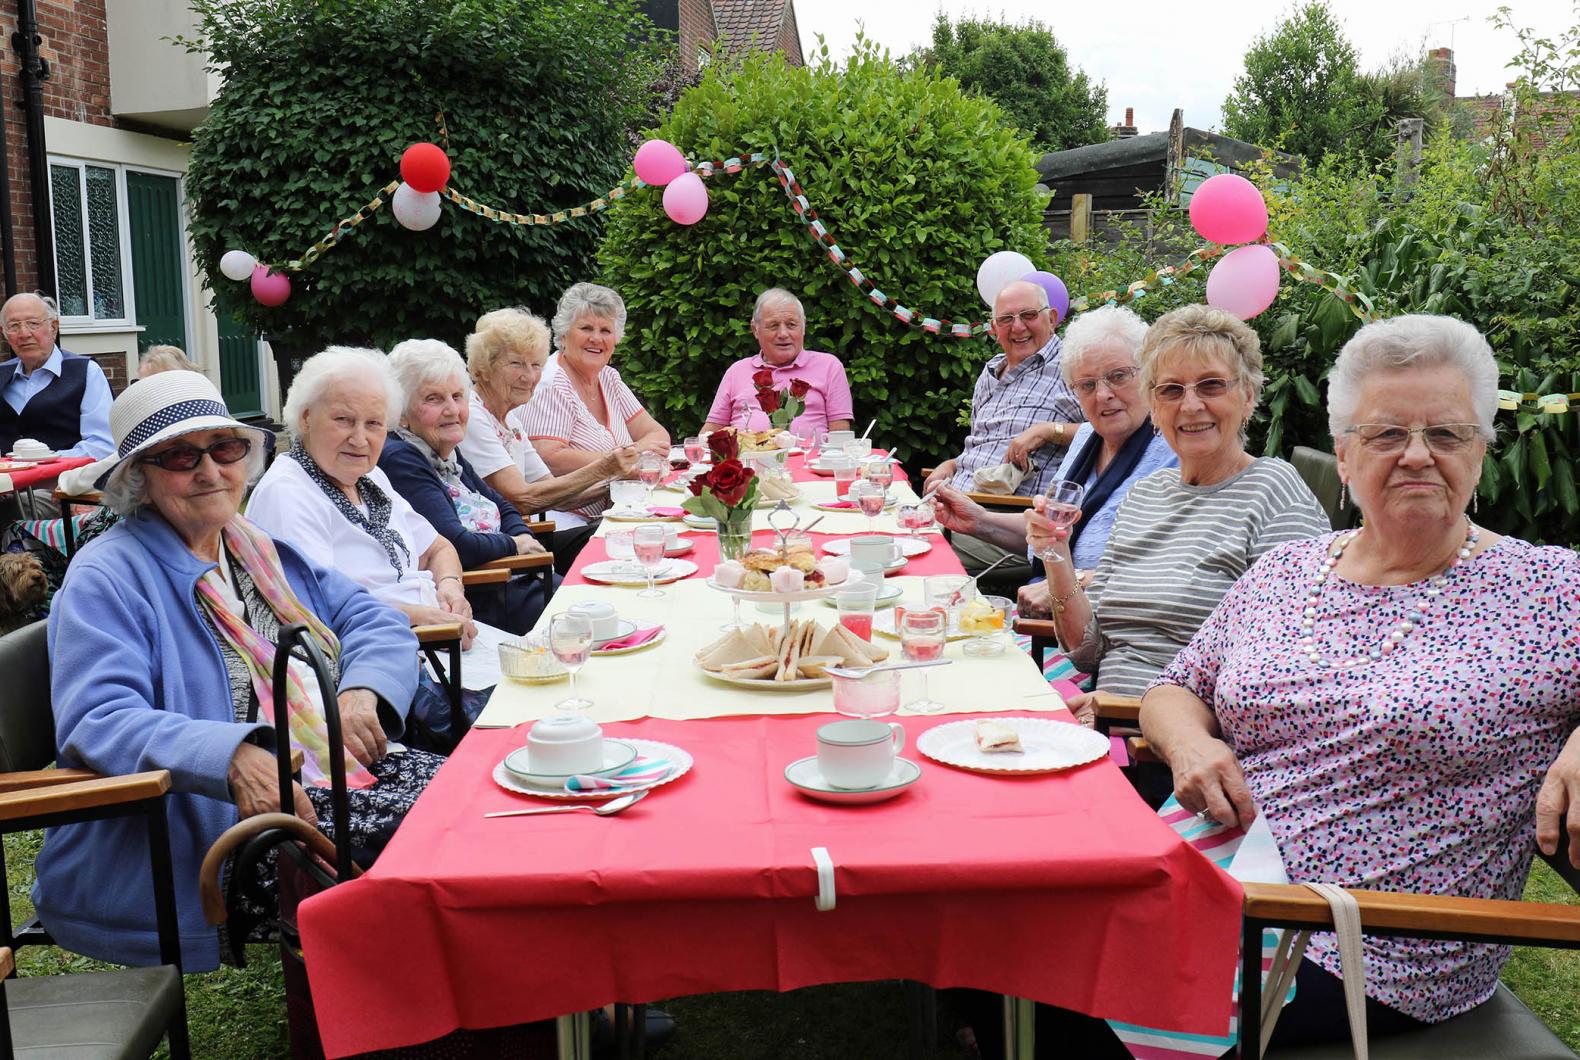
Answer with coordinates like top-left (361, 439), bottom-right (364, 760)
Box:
top-left (3, 829), bottom-right (1575, 1058)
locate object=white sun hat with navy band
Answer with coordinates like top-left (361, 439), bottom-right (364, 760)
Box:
top-left (96, 370), bottom-right (275, 489)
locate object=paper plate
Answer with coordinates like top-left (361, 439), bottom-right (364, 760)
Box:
top-left (581, 558), bottom-right (698, 587)
top-left (492, 738), bottom-right (694, 800)
top-left (604, 508), bottom-right (684, 523)
top-left (915, 717), bottom-right (1109, 775)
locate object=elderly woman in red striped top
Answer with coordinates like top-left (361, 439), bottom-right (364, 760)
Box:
top-left (519, 283), bottom-right (670, 520)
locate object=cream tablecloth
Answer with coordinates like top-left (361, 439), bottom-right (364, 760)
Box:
top-left (599, 477), bottom-right (928, 538)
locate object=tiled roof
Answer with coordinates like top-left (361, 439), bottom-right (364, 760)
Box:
top-left (711, 0), bottom-right (787, 53)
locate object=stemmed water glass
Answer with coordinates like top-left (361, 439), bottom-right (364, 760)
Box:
top-left (850, 480), bottom-right (886, 534)
top-left (549, 612), bottom-right (595, 711)
top-left (1038, 479), bottom-right (1087, 562)
top-left (864, 457), bottom-right (894, 495)
top-left (633, 524), bottom-right (668, 598)
top-left (683, 435), bottom-right (707, 467)
top-left (637, 452), bottom-right (666, 509)
top-left (899, 608), bottom-right (948, 714)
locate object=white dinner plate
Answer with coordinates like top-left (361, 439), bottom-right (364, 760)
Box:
top-left (870, 609), bottom-right (974, 640)
top-left (682, 513), bottom-right (718, 531)
top-left (581, 558), bottom-right (699, 587)
top-left (784, 756), bottom-right (921, 804)
top-left (819, 581), bottom-right (904, 607)
top-left (915, 717), bottom-right (1110, 775)
top-left (822, 536), bottom-right (931, 558)
top-left (492, 738), bottom-right (694, 800)
top-left (502, 739), bottom-right (639, 789)
top-left (604, 508), bottom-right (684, 522)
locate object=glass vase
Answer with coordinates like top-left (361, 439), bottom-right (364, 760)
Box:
top-left (717, 509), bottom-right (754, 631)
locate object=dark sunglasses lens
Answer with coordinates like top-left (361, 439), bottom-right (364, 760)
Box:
top-left (210, 439), bottom-right (252, 464)
top-left (155, 448), bottom-right (202, 470)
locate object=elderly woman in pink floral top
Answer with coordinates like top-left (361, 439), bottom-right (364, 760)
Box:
top-left (1140, 314), bottom-right (1580, 1047)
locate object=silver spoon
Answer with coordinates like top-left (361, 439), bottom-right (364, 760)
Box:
top-left (823, 659), bottom-right (953, 680)
top-left (484, 789), bottom-right (649, 818)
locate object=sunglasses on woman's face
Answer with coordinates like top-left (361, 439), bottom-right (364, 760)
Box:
top-left (138, 437), bottom-right (252, 471)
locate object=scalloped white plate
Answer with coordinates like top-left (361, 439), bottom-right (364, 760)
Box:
top-left (491, 738), bottom-right (694, 800)
top-left (915, 717), bottom-right (1109, 775)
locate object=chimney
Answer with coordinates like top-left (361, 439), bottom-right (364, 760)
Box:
top-left (1427, 47), bottom-right (1456, 102)
top-left (1111, 106), bottom-right (1139, 139)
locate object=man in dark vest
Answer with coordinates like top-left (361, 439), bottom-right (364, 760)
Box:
top-left (0, 292), bottom-right (113, 460)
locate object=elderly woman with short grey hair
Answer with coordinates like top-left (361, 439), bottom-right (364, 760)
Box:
top-left (1132, 313), bottom-right (1580, 1047)
top-left (700, 286), bottom-right (853, 437)
top-left (520, 283), bottom-right (670, 520)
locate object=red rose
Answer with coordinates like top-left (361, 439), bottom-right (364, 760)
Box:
top-left (708, 429), bottom-right (738, 463)
top-left (708, 459), bottom-right (754, 508)
top-left (756, 387), bottom-right (781, 414)
top-left (789, 378), bottom-right (810, 399)
top-left (752, 368), bottom-right (776, 389)
top-left (687, 473), bottom-right (707, 497)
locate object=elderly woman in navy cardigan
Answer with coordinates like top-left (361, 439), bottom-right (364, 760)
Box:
top-left (380, 339), bottom-right (558, 635)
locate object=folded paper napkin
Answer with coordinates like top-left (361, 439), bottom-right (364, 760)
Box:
top-left (649, 505), bottom-right (686, 517)
top-left (973, 462), bottom-right (1027, 494)
top-left (820, 500), bottom-right (857, 510)
top-left (566, 754), bottom-right (672, 792)
top-left (596, 626), bottom-right (664, 651)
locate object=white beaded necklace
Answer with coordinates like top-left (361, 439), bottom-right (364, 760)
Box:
top-left (1298, 519), bottom-right (1479, 669)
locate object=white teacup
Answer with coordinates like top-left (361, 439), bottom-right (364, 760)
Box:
top-left (526, 715), bottom-right (604, 775)
top-left (816, 719), bottom-right (905, 789)
top-left (11, 437), bottom-right (49, 458)
top-left (567, 601), bottom-right (620, 642)
top-left (849, 535), bottom-right (897, 573)
top-left (824, 430), bottom-right (856, 449)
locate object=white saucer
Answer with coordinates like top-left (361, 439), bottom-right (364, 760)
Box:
top-left (7, 449), bottom-right (55, 461)
top-left (823, 536), bottom-right (931, 559)
top-left (590, 618), bottom-right (638, 646)
top-left (503, 739), bottom-right (640, 790)
top-left (492, 738), bottom-right (694, 800)
top-left (784, 756), bottom-right (922, 803)
top-left (682, 513), bottom-right (718, 530)
top-left (819, 581), bottom-right (904, 607)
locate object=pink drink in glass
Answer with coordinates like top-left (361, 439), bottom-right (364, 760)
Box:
top-left (639, 464), bottom-right (663, 489)
top-left (684, 441), bottom-right (706, 465)
top-left (857, 491), bottom-right (886, 518)
top-left (839, 613), bottom-right (874, 640)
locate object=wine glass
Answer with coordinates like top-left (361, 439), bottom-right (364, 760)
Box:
top-left (549, 612), bottom-right (595, 711)
top-left (899, 608), bottom-right (948, 714)
top-left (850, 480), bottom-right (886, 533)
top-left (1038, 479), bottom-right (1087, 562)
top-left (637, 453), bottom-right (666, 509)
top-left (864, 457), bottom-right (894, 495)
top-left (633, 524), bottom-right (668, 598)
top-left (683, 435), bottom-right (706, 466)
top-left (897, 500), bottom-right (934, 539)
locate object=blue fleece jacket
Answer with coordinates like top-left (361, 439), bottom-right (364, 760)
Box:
top-left (36, 510), bottom-right (419, 971)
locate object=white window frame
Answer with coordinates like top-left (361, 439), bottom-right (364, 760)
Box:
top-left (46, 156), bottom-right (137, 329)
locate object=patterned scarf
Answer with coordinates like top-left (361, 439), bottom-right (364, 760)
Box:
top-left (195, 516), bottom-right (375, 790)
top-left (287, 441), bottom-right (411, 577)
top-left (396, 428), bottom-right (502, 534)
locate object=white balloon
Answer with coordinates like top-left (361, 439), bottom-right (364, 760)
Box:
top-left (391, 183), bottom-right (442, 231)
top-left (219, 249), bottom-right (256, 282)
top-left (976, 250), bottom-right (1036, 308)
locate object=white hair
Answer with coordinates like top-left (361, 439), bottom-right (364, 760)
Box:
top-left (389, 338), bottom-right (470, 415)
top-left (551, 282), bottom-right (627, 348)
top-left (752, 287), bottom-right (805, 324)
top-left (102, 427), bottom-right (269, 516)
top-left (1328, 315), bottom-right (1498, 438)
top-left (2, 290), bottom-right (59, 323)
top-left (1059, 304), bottom-right (1148, 384)
top-left (281, 346), bottom-right (402, 442)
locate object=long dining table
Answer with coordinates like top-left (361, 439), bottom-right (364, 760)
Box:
top-left (297, 451), bottom-right (1242, 1059)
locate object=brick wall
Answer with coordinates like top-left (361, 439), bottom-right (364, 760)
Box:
top-left (776, 1), bottom-right (802, 66)
top-left (677, 0), bottom-right (717, 72)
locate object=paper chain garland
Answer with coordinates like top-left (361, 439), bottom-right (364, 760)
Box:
top-left (256, 149), bottom-right (1578, 415)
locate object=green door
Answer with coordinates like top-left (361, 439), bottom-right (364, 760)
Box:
top-left (216, 307), bottom-right (263, 418)
top-left (126, 171), bottom-right (188, 351)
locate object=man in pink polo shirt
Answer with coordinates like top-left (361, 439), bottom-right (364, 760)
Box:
top-left (700, 288), bottom-right (854, 437)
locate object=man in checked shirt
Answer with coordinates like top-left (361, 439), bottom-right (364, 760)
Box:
top-left (922, 279), bottom-right (1083, 594)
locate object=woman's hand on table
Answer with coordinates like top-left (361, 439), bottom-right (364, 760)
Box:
top-left (337, 688), bottom-right (387, 767)
top-left (1537, 728), bottom-right (1580, 868)
top-left (229, 740), bottom-right (317, 824)
top-left (1170, 736), bottom-right (1257, 829)
top-left (1064, 690), bottom-right (1097, 728)
top-left (514, 533), bottom-right (547, 556)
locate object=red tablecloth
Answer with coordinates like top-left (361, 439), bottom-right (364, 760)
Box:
top-left (571, 528), bottom-right (960, 586)
top-left (299, 714), bottom-right (1241, 1057)
top-left (0, 455), bottom-right (95, 492)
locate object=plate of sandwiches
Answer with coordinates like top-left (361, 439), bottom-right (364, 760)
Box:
top-left (694, 619), bottom-right (889, 690)
top-left (915, 717), bottom-right (1111, 775)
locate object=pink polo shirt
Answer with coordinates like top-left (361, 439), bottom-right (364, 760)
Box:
top-left (705, 349), bottom-right (853, 436)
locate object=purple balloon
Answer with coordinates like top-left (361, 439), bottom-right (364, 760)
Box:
top-left (633, 139), bottom-right (688, 187)
top-left (1205, 245), bottom-right (1280, 320)
top-left (662, 171), bottom-right (709, 225)
top-left (1021, 271), bottom-right (1070, 324)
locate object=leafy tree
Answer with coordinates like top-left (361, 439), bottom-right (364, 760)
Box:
top-left (184, 0), bottom-right (666, 351)
top-left (910, 14), bottom-right (1108, 153)
top-left (598, 38), bottom-right (1051, 469)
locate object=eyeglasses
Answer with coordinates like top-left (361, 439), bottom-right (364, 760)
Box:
top-left (992, 308), bottom-right (1048, 329)
top-left (2, 318), bottom-right (50, 335)
top-left (1073, 367), bottom-right (1139, 395)
top-left (1151, 378), bottom-right (1233, 403)
top-left (138, 437), bottom-right (252, 471)
top-left (1344, 423), bottom-right (1482, 454)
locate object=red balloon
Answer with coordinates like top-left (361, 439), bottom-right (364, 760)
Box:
top-left (400, 142), bottom-right (451, 194)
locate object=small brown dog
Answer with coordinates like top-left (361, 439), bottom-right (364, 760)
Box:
top-left (0, 552), bottom-right (47, 634)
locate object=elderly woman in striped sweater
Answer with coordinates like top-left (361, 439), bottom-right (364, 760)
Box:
top-left (1026, 304), bottom-right (1329, 723)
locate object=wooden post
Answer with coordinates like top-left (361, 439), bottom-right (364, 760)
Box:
top-left (1166, 108), bottom-right (1185, 203)
top-left (1070, 193), bottom-right (1092, 244)
top-left (1396, 117), bottom-right (1424, 188)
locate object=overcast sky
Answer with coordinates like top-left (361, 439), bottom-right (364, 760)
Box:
top-left (793, 0), bottom-right (1574, 134)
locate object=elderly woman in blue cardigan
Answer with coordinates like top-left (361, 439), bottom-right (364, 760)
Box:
top-left (36, 371), bottom-right (438, 971)
top-left (380, 339), bottom-right (558, 635)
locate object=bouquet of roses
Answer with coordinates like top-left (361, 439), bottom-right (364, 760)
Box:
top-left (752, 369), bottom-right (809, 430)
top-left (682, 429), bottom-right (759, 521)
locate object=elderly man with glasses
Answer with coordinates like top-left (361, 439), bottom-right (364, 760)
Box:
top-left (921, 279), bottom-right (1084, 594)
top-left (0, 291), bottom-right (114, 460)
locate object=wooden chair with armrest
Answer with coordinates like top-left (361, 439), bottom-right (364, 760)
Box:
top-left (49, 488), bottom-right (105, 558)
top-left (0, 619), bottom-right (191, 1057)
top-left (919, 468), bottom-right (1035, 514)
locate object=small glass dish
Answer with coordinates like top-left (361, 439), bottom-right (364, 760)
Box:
top-left (499, 635), bottom-right (569, 684)
top-left (959, 595), bottom-right (1011, 657)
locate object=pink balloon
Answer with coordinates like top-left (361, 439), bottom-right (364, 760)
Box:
top-left (1205, 245), bottom-right (1281, 320)
top-left (250, 265), bottom-right (291, 308)
top-left (1189, 173), bottom-right (1268, 245)
top-left (662, 171), bottom-right (709, 225)
top-left (634, 139), bottom-right (688, 187)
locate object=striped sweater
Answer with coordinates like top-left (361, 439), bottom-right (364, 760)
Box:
top-left (1073, 458), bottom-right (1329, 695)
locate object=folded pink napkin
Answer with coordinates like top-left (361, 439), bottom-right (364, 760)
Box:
top-left (820, 500), bottom-right (857, 509)
top-left (565, 754), bottom-right (673, 792)
top-left (595, 626), bottom-right (664, 652)
top-left (648, 506), bottom-right (686, 517)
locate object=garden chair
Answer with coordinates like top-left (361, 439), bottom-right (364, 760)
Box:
top-left (1290, 446), bottom-right (1361, 532)
top-left (0, 619), bottom-right (191, 1057)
